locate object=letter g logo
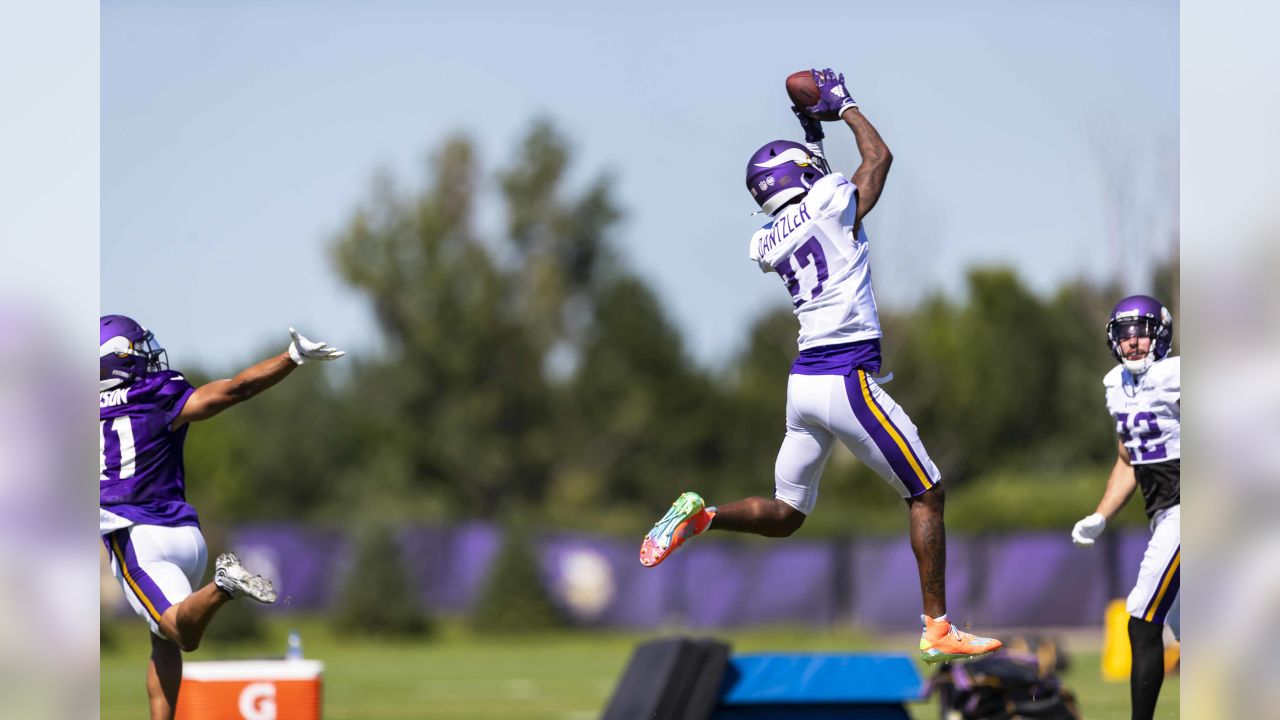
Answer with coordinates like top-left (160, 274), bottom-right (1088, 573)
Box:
top-left (238, 682), bottom-right (278, 720)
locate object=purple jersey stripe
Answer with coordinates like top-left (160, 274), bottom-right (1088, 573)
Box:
top-left (843, 370), bottom-right (932, 496)
top-left (1142, 547), bottom-right (1180, 622)
top-left (107, 529), bottom-right (172, 622)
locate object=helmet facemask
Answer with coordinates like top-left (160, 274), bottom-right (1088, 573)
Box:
top-left (1105, 297), bottom-right (1173, 376)
top-left (1108, 318), bottom-right (1159, 375)
top-left (136, 329), bottom-right (169, 374)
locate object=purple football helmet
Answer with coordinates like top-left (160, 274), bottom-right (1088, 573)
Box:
top-left (100, 314), bottom-right (167, 391)
top-left (745, 140), bottom-right (827, 215)
top-left (1105, 295), bottom-right (1173, 374)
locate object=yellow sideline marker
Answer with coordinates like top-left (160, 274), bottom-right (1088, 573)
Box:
top-left (1101, 598), bottom-right (1180, 681)
top-left (1101, 599), bottom-right (1131, 681)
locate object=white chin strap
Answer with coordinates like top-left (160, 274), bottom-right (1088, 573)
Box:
top-left (1122, 354), bottom-right (1155, 375)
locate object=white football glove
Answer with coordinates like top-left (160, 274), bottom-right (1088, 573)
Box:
top-left (288, 327), bottom-right (346, 365)
top-left (1071, 513), bottom-right (1107, 547)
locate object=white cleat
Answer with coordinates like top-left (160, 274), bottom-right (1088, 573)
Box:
top-left (214, 552), bottom-right (278, 604)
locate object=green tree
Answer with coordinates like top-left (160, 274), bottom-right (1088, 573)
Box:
top-left (547, 274), bottom-right (724, 530)
top-left (332, 522), bottom-right (432, 638)
top-left (176, 119), bottom-right (1178, 540)
top-left (182, 361), bottom-right (356, 522)
top-left (714, 308), bottom-right (794, 502)
top-left (499, 121), bottom-right (621, 355)
top-left (471, 512), bottom-right (564, 634)
top-left (328, 123), bottom-right (627, 520)
top-left (882, 268), bottom-right (1119, 482)
top-left (1039, 279), bottom-right (1121, 468)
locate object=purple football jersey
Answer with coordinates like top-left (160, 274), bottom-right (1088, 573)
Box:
top-left (99, 369), bottom-right (200, 528)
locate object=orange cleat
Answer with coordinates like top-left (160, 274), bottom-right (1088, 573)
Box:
top-left (640, 492), bottom-right (715, 567)
top-left (919, 614), bottom-right (1002, 664)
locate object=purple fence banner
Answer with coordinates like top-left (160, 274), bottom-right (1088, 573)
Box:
top-left (400, 522), bottom-right (502, 614)
top-left (229, 525), bottom-right (349, 613)
top-left (540, 532), bottom-right (669, 628)
top-left (1114, 530), bottom-right (1155, 599)
top-left (102, 523), bottom-right (1161, 631)
top-left (679, 539), bottom-right (840, 628)
top-left (982, 533), bottom-right (1112, 627)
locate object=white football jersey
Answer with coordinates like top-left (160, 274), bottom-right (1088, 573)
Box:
top-left (748, 173), bottom-right (881, 350)
top-left (1104, 356), bottom-right (1181, 464)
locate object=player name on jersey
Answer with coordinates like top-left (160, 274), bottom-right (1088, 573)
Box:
top-left (757, 202), bottom-right (813, 257)
top-left (749, 173), bottom-right (882, 351)
top-left (101, 387), bottom-right (131, 408)
top-left (100, 370), bottom-right (201, 530)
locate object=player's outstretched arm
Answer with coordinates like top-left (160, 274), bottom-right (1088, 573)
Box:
top-left (171, 327), bottom-right (344, 429)
top-left (1072, 440), bottom-right (1137, 546)
top-left (841, 107), bottom-right (892, 230)
top-left (801, 69), bottom-right (892, 227)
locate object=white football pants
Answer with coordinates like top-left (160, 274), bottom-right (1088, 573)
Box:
top-left (774, 370), bottom-right (942, 515)
top-left (1127, 504), bottom-right (1180, 637)
top-left (103, 524), bottom-right (208, 636)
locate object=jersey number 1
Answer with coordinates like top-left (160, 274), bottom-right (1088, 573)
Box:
top-left (776, 236), bottom-right (829, 307)
top-left (100, 417), bottom-right (136, 482)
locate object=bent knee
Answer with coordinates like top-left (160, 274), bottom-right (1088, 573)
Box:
top-left (770, 504), bottom-right (807, 537)
top-left (165, 634), bottom-right (198, 653)
top-left (908, 483), bottom-right (945, 509)
top-left (920, 483), bottom-right (944, 504)
top-left (1127, 616), bottom-right (1164, 652)
top-left (151, 630), bottom-right (192, 655)
top-left (156, 627), bottom-right (197, 653)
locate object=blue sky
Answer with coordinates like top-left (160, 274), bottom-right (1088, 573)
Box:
top-left (102, 0), bottom-right (1177, 370)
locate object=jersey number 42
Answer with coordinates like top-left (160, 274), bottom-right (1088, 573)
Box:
top-left (1117, 411), bottom-right (1167, 462)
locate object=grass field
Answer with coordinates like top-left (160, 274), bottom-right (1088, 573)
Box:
top-left (102, 618), bottom-right (1179, 719)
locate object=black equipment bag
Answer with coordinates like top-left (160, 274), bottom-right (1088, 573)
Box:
top-left (929, 636), bottom-right (1082, 720)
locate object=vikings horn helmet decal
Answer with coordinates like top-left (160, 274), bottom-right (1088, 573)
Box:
top-left (745, 140), bottom-right (827, 215)
top-left (100, 315), bottom-right (168, 391)
top-left (1105, 295), bottom-right (1173, 375)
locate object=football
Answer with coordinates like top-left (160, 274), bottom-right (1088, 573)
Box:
top-left (786, 70), bottom-right (820, 110)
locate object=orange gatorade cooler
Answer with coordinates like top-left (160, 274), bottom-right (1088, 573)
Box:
top-left (174, 659), bottom-right (323, 720)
